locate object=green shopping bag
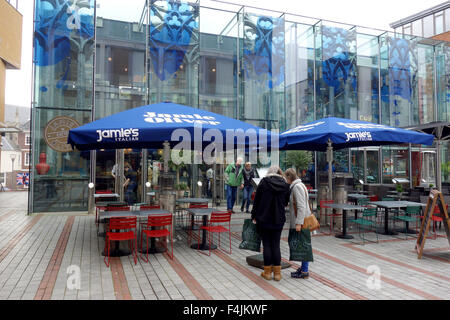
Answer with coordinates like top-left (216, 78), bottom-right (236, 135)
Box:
top-left (288, 228), bottom-right (314, 262)
top-left (239, 219), bottom-right (261, 252)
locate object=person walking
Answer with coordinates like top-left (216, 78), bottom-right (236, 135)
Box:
top-left (284, 168), bottom-right (313, 279)
top-left (224, 157), bottom-right (244, 213)
top-left (251, 166), bottom-right (290, 281)
top-left (241, 162), bottom-right (255, 213)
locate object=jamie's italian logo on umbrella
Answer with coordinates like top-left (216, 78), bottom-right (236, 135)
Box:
top-left (143, 112), bottom-right (221, 125)
top-left (96, 128), bottom-right (139, 142)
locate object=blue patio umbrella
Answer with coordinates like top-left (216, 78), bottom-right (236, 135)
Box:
top-left (279, 117), bottom-right (435, 199)
top-left (67, 102), bottom-right (277, 151)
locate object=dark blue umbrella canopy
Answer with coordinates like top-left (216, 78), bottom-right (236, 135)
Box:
top-left (68, 102), bottom-right (276, 151)
top-left (279, 117), bottom-right (435, 151)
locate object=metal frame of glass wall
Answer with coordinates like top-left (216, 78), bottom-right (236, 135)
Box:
top-left (29, 0), bottom-right (450, 213)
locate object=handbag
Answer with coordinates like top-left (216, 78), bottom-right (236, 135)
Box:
top-left (293, 184), bottom-right (320, 232)
top-left (239, 219), bottom-right (261, 252)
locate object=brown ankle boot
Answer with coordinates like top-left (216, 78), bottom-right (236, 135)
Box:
top-left (273, 265), bottom-right (282, 281)
top-left (261, 266), bottom-right (272, 280)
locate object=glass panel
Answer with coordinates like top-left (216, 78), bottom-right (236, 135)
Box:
top-left (423, 14), bottom-right (434, 37)
top-left (415, 44), bottom-right (434, 124)
top-left (436, 43), bottom-right (450, 123)
top-left (350, 149), bottom-right (364, 182)
top-left (412, 19), bottom-right (423, 37)
top-left (285, 22), bottom-right (314, 128)
top-left (357, 33), bottom-right (379, 123)
top-left (32, 0), bottom-right (95, 212)
top-left (403, 24), bottom-right (411, 35)
top-left (316, 24), bottom-right (357, 119)
top-left (95, 149), bottom-right (116, 192)
top-left (435, 14), bottom-right (444, 35)
top-left (386, 35), bottom-right (418, 127)
top-left (148, 0), bottom-right (199, 107)
top-left (242, 10), bottom-right (286, 131)
top-left (367, 149), bottom-right (379, 183)
top-left (32, 108), bottom-right (91, 212)
top-left (381, 145), bottom-right (409, 184)
top-left (199, 6), bottom-right (238, 118)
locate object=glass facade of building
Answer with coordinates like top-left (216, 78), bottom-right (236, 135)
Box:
top-left (30, 0), bottom-right (450, 212)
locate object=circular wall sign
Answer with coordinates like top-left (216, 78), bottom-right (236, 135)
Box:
top-left (44, 116), bottom-right (80, 152)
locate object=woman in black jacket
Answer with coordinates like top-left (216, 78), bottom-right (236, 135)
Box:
top-left (251, 166), bottom-right (290, 281)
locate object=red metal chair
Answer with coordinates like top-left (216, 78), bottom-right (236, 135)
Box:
top-left (104, 216), bottom-right (137, 267)
top-left (369, 195), bottom-right (379, 202)
top-left (187, 203), bottom-right (209, 246)
top-left (319, 200), bottom-right (338, 234)
top-left (138, 205), bottom-right (161, 237)
top-left (198, 211), bottom-right (232, 256)
top-left (431, 204), bottom-right (448, 239)
top-left (140, 214), bottom-right (173, 262)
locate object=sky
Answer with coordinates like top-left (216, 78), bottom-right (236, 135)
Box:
top-left (4, 0), bottom-right (448, 108)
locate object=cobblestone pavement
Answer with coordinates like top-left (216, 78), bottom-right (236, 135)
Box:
top-left (0, 191), bottom-right (449, 300)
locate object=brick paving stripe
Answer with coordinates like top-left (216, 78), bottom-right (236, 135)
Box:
top-left (34, 216), bottom-right (75, 300)
top-left (311, 247), bottom-right (443, 300)
top-left (163, 252), bottom-right (213, 300)
top-left (110, 257), bottom-right (132, 300)
top-left (0, 214), bottom-right (42, 264)
top-left (343, 243), bottom-right (450, 282)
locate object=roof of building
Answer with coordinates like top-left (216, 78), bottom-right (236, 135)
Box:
top-left (1, 136), bottom-right (21, 152)
top-left (390, 1), bottom-right (450, 29)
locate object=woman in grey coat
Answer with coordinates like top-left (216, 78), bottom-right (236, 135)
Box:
top-left (284, 168), bottom-right (313, 279)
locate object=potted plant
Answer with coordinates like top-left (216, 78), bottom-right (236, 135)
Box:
top-left (176, 183), bottom-right (189, 198)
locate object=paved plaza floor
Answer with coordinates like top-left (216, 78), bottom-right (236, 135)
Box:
top-left (0, 191), bottom-right (448, 300)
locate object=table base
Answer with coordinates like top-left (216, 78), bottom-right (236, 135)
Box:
top-left (101, 248), bottom-right (131, 257)
top-left (138, 245), bottom-right (167, 254)
top-left (246, 254), bottom-right (291, 270)
top-left (190, 243), bottom-right (217, 251)
top-left (335, 234), bottom-right (354, 239)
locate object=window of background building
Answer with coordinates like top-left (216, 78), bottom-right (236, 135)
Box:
top-left (423, 14), bottom-right (434, 37)
top-left (25, 152), bottom-right (30, 166)
top-left (435, 13), bottom-right (444, 35)
top-left (412, 19), bottom-right (423, 37)
top-left (25, 135), bottom-right (31, 145)
top-left (403, 23), bottom-right (412, 35)
top-left (446, 8), bottom-right (450, 32)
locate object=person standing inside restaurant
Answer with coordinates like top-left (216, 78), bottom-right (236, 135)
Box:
top-left (224, 157), bottom-right (244, 213)
top-left (251, 166), bottom-right (290, 281)
top-left (124, 162), bottom-right (138, 205)
top-left (285, 168), bottom-right (313, 279)
top-left (206, 167), bottom-right (214, 198)
top-left (241, 162), bottom-right (255, 213)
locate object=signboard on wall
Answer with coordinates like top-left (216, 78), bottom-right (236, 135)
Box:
top-left (44, 116), bottom-right (80, 152)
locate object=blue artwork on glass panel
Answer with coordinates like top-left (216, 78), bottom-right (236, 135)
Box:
top-left (321, 26), bottom-right (357, 93)
top-left (243, 15), bottom-right (285, 89)
top-left (149, 0), bottom-right (199, 81)
top-left (34, 0), bottom-right (94, 91)
top-left (388, 37), bottom-right (416, 102)
top-left (34, 0), bottom-right (94, 66)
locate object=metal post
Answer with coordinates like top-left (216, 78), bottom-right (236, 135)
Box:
top-left (327, 140), bottom-right (333, 201)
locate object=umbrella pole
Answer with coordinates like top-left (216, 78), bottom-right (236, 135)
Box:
top-left (327, 140), bottom-right (333, 201)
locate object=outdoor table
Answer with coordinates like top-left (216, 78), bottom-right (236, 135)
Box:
top-left (325, 203), bottom-right (366, 239)
top-left (175, 198), bottom-right (209, 204)
top-left (368, 201), bottom-right (410, 235)
top-left (134, 209), bottom-right (171, 254)
top-left (347, 193), bottom-right (368, 204)
top-left (94, 193), bottom-right (120, 199)
top-left (185, 207), bottom-right (217, 251)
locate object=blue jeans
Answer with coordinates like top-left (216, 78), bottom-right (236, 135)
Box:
top-left (226, 185), bottom-right (237, 210)
top-left (300, 261), bottom-right (309, 273)
top-left (241, 185), bottom-right (253, 211)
